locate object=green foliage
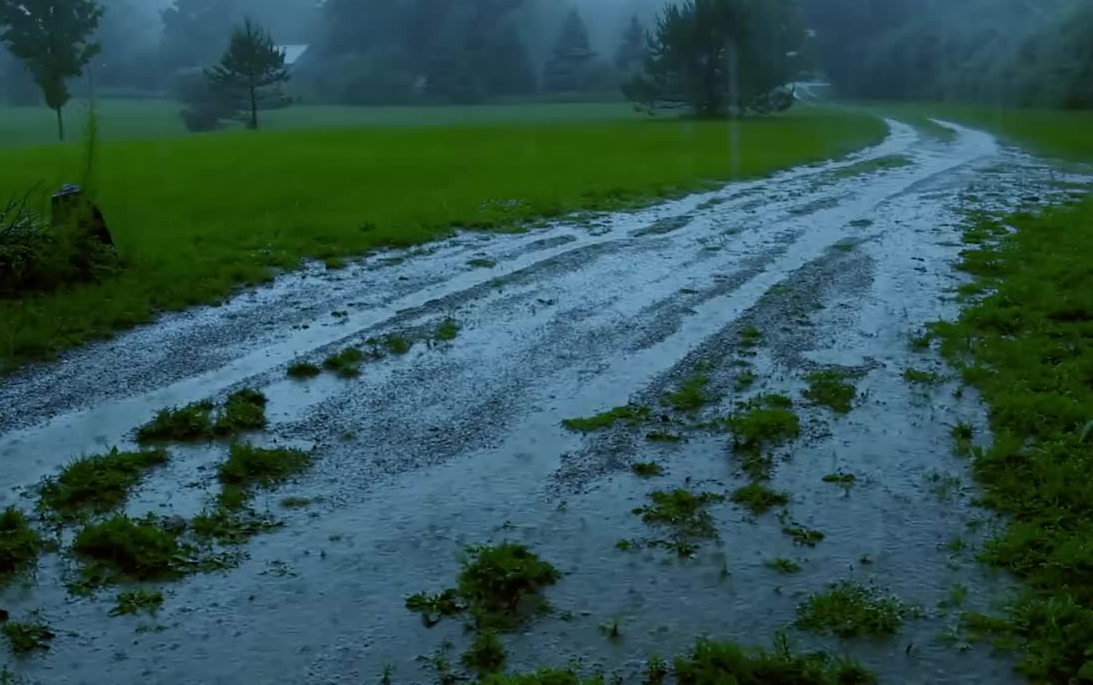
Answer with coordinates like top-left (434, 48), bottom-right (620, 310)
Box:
top-left (217, 442), bottom-right (311, 493)
top-left (782, 525), bottom-right (824, 547)
top-left (631, 462), bottom-right (664, 478)
top-left (287, 361), bottom-right (321, 378)
top-left (903, 367), bottom-right (942, 384)
top-left (665, 374), bottom-right (715, 411)
top-left (39, 447), bottom-right (168, 520)
top-left (213, 388), bottom-right (267, 435)
top-left (795, 581), bottom-right (911, 638)
top-left (136, 400), bottom-right (215, 442)
top-left (562, 404), bottom-right (650, 432)
top-left (405, 589), bottom-right (465, 627)
top-left (383, 334), bottom-right (413, 355)
top-left (766, 557), bottom-right (801, 574)
top-left (0, 506), bottom-right (41, 586)
top-left (109, 588), bottom-right (164, 616)
top-left (803, 370), bottom-right (857, 413)
top-left (205, 19), bottom-right (290, 130)
top-left (673, 636), bottom-right (877, 684)
top-left (541, 9), bottom-right (597, 93)
top-left (1, 619), bottom-right (53, 654)
top-left (435, 318), bottom-right (460, 341)
top-left (462, 630), bottom-right (506, 674)
top-left (726, 396), bottom-right (800, 454)
top-left (0, 106), bottom-right (887, 373)
top-left (731, 482), bottom-right (789, 515)
top-left (323, 347), bottom-right (364, 378)
top-left (0, 0), bottom-right (103, 139)
top-left (633, 489), bottom-right (726, 547)
top-left (480, 670), bottom-right (605, 685)
top-left (929, 196), bottom-right (1093, 681)
top-left (821, 472), bottom-right (856, 488)
top-left (623, 0), bottom-right (804, 116)
top-left (72, 514), bottom-right (186, 584)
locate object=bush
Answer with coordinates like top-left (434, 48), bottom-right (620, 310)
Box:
top-left (173, 67), bottom-right (230, 132)
top-left (180, 105), bottom-right (225, 133)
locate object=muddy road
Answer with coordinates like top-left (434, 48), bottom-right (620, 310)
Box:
top-left (1, 120), bottom-right (1089, 684)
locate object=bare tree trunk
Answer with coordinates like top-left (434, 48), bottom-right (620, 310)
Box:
top-left (249, 76), bottom-right (258, 130)
top-left (55, 107), bottom-right (65, 141)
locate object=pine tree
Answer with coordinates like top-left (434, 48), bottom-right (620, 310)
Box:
top-left (614, 14), bottom-right (645, 73)
top-left (481, 21), bottom-right (537, 97)
top-left (205, 18), bottom-right (290, 129)
top-left (0, 0), bottom-right (104, 140)
top-left (541, 7), bottom-right (596, 93)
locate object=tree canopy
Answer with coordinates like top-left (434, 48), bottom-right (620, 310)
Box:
top-left (205, 17), bottom-right (289, 129)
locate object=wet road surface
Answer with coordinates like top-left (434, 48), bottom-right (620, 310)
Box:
top-left (1, 120), bottom-right (1090, 684)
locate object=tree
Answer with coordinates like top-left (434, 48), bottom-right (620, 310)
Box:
top-left (614, 14), bottom-right (645, 73)
top-left (622, 0), bottom-right (805, 117)
top-left (205, 18), bottom-right (290, 130)
top-left (0, 0), bottom-right (104, 140)
top-left (541, 7), bottom-right (596, 93)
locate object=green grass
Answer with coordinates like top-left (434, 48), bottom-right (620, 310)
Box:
top-left (562, 404), bottom-right (650, 432)
top-left (794, 580), bottom-right (912, 638)
top-left (665, 374), bottom-right (716, 412)
top-left (831, 154), bottom-right (913, 178)
top-left (673, 637), bottom-right (877, 685)
top-left (782, 525), bottom-right (825, 547)
top-left (631, 462), bottom-right (664, 478)
top-left (926, 196), bottom-right (1093, 681)
top-left (435, 318), bottom-right (460, 342)
top-left (217, 443), bottom-right (311, 495)
top-left (903, 367), bottom-right (943, 385)
top-left (731, 482), bottom-right (790, 515)
top-left (633, 489), bottom-right (727, 551)
top-left (72, 514), bottom-right (186, 584)
top-left (287, 360), bottom-right (322, 379)
top-left (0, 507), bottom-right (41, 587)
top-left (38, 447), bottom-right (168, 520)
top-left (462, 630), bottom-right (506, 674)
top-left (135, 400), bottom-right (214, 442)
top-left (322, 347), bottom-right (365, 378)
top-left (0, 106), bottom-right (886, 373)
top-left (803, 369), bottom-right (857, 413)
top-left (212, 389), bottom-right (267, 435)
top-left (766, 557), bottom-right (802, 574)
top-left (821, 472), bottom-right (857, 489)
top-left (2, 619), bottom-right (54, 654)
top-left (726, 395), bottom-right (801, 455)
top-left (109, 588), bottom-right (164, 617)
top-left (383, 334), bottom-right (413, 355)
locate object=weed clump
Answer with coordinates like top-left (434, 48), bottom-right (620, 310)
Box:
top-left (323, 347), bottom-right (365, 378)
top-left (821, 472), bottom-right (857, 488)
top-left (766, 557), bottom-right (802, 574)
top-left (110, 588), bottom-right (164, 616)
top-left (213, 389), bottom-right (267, 435)
top-left (803, 370), bottom-right (857, 413)
top-left (562, 404), bottom-right (650, 432)
top-left (480, 669), bottom-right (604, 685)
top-left (136, 400), bottom-right (214, 442)
top-left (727, 396), bottom-right (800, 454)
top-left (462, 630), bottom-right (506, 674)
top-left (782, 525), bottom-right (824, 547)
top-left (39, 448), bottom-right (167, 520)
top-left (72, 514), bottom-right (186, 584)
top-left (633, 489), bottom-right (726, 556)
top-left (645, 430), bottom-right (682, 442)
top-left (0, 507), bottom-right (41, 586)
top-left (673, 636), bottom-right (877, 684)
top-left (665, 375), bottom-right (715, 412)
top-left (435, 318), bottom-right (460, 341)
top-left (2, 619), bottom-right (54, 654)
top-left (731, 483), bottom-right (789, 515)
top-left (740, 326), bottom-right (763, 348)
top-left (795, 581), bottom-right (912, 638)
top-left (406, 542), bottom-right (560, 632)
top-left (903, 367), bottom-right (943, 384)
top-left (287, 360), bottom-right (321, 379)
top-left (631, 462), bottom-right (664, 478)
top-left (217, 443), bottom-right (311, 497)
top-left (383, 334), bottom-right (413, 355)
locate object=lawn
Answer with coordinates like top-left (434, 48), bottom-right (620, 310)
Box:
top-left (0, 102), bottom-right (886, 372)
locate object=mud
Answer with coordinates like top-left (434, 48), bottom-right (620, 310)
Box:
top-left (1, 120), bottom-right (1090, 684)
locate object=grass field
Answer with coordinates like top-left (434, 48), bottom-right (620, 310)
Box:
top-left (0, 101), bottom-right (887, 372)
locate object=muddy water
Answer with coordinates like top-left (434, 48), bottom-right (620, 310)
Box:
top-left (1, 121), bottom-right (1090, 684)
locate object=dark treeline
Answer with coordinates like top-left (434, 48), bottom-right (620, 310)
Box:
top-left (804, 0), bottom-right (1093, 109)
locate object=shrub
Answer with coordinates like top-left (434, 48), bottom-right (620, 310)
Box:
top-left (180, 105), bottom-right (226, 133)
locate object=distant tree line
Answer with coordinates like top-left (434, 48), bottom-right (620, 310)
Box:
top-left (803, 0), bottom-right (1093, 109)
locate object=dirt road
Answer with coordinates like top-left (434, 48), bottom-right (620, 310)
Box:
top-left (0, 120), bottom-right (1088, 684)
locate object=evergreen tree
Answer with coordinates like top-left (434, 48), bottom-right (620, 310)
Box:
top-left (205, 18), bottom-right (290, 129)
top-left (541, 7), bottom-right (596, 93)
top-left (614, 14), bottom-right (645, 73)
top-left (622, 0), bottom-right (804, 117)
top-left (0, 0), bottom-right (104, 140)
top-left (481, 21), bottom-right (537, 97)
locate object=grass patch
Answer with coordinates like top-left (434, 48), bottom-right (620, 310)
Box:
top-left (212, 389), bottom-right (267, 435)
top-left (795, 580), bottom-right (912, 638)
top-left (821, 472), bottom-right (857, 488)
top-left (631, 462), bottom-right (664, 478)
top-left (562, 404), bottom-right (650, 432)
top-left (0, 105), bottom-right (887, 374)
top-left (731, 482), bottom-right (790, 516)
top-left (673, 637), bottom-right (877, 684)
top-left (925, 195), bottom-right (1093, 681)
top-left (279, 496), bottom-right (314, 509)
top-left (462, 630), bottom-right (505, 674)
top-left (740, 325), bottom-right (763, 348)
top-left (383, 334), bottom-right (413, 355)
top-left (909, 329), bottom-right (934, 351)
top-left (217, 443), bottom-right (311, 499)
top-left (468, 258), bottom-right (497, 269)
top-left (0, 507), bottom-right (41, 587)
top-left (72, 514), bottom-right (186, 585)
top-left (734, 369), bottom-right (757, 392)
top-left (782, 525), bottom-right (824, 547)
top-left (903, 367), bottom-right (943, 385)
top-left (951, 421), bottom-right (974, 456)
top-left (435, 318), bottom-right (460, 342)
top-left (665, 375), bottom-right (715, 412)
top-left (38, 447), bottom-right (168, 520)
top-left (766, 557), bottom-right (802, 574)
top-left (287, 360), bottom-right (321, 378)
top-left (832, 154), bottom-right (913, 179)
top-left (1, 619), bottom-right (54, 654)
top-left (406, 542), bottom-right (560, 632)
top-left (110, 588), bottom-right (164, 617)
top-left (645, 430), bottom-right (682, 442)
top-left (803, 369), bottom-right (857, 413)
top-left (726, 395), bottom-right (801, 454)
top-left (135, 400), bottom-right (214, 442)
top-left (323, 347), bottom-right (365, 378)
top-left (190, 506), bottom-right (280, 545)
top-left (633, 489), bottom-right (727, 556)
